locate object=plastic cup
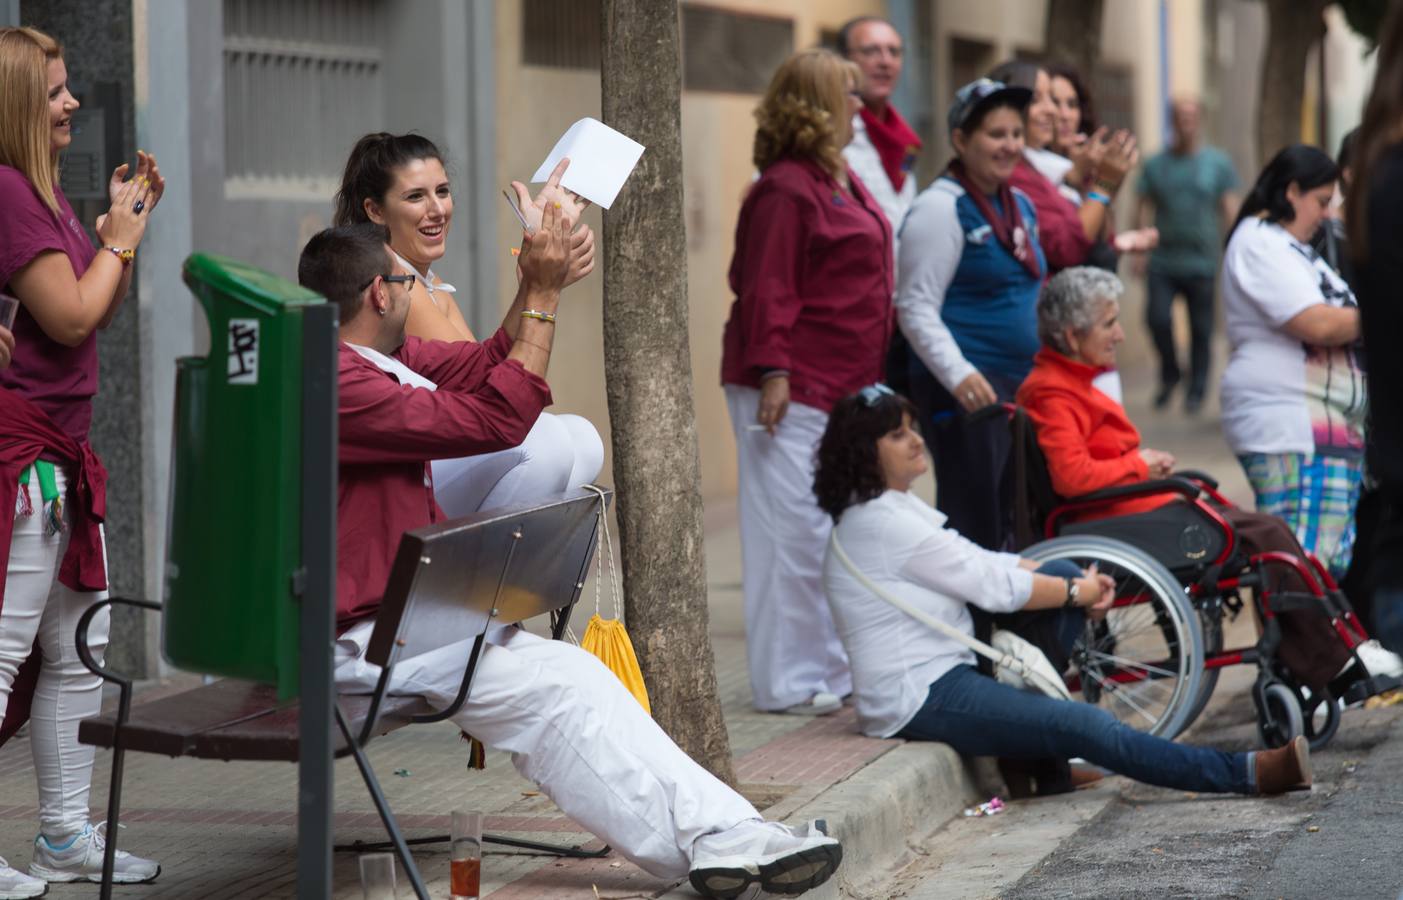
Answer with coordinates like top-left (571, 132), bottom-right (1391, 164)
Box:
top-left (450, 810), bottom-right (483, 900)
top-left (0, 293), bottom-right (17, 330)
top-left (358, 852), bottom-right (397, 899)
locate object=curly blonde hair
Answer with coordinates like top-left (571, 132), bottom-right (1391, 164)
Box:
top-left (753, 48), bottom-right (860, 179)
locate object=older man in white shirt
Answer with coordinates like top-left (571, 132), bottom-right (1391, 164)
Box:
top-left (838, 15), bottom-right (922, 392)
top-left (838, 16), bottom-right (920, 245)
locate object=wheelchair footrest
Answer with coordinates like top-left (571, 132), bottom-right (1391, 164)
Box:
top-left (1340, 673), bottom-right (1402, 706)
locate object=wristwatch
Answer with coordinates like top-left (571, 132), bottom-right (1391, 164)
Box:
top-left (1063, 577), bottom-right (1080, 609)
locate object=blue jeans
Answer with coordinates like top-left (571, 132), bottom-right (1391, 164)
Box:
top-left (897, 664), bottom-right (1255, 794)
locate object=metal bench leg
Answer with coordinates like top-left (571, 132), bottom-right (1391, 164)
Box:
top-left (74, 597), bottom-right (161, 900)
top-left (336, 832), bottom-right (611, 859)
top-left (333, 704), bottom-right (430, 900)
top-left (95, 676), bottom-right (132, 900)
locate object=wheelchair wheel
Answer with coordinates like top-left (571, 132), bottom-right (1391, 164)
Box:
top-left (1023, 535), bottom-right (1204, 739)
top-left (1181, 599), bottom-right (1224, 727)
top-left (1256, 681), bottom-right (1305, 748)
top-left (1294, 685), bottom-right (1342, 750)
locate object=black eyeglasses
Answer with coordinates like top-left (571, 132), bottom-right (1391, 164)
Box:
top-left (857, 383), bottom-right (896, 407)
top-left (360, 273), bottom-right (417, 292)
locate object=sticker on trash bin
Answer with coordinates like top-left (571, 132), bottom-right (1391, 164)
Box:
top-left (228, 319), bottom-right (259, 385)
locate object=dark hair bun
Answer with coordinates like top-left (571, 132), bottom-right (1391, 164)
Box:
top-left (333, 132), bottom-right (445, 227)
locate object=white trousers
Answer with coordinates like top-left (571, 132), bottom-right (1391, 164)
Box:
top-left (433, 413), bottom-right (604, 517)
top-left (0, 467), bottom-right (110, 836)
top-left (334, 623), bottom-right (758, 879)
top-left (725, 385), bottom-right (851, 711)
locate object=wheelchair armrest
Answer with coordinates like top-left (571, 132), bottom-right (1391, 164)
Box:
top-left (966, 402), bottom-right (1016, 425)
top-left (1066, 476), bottom-right (1204, 507)
top-left (1173, 469), bottom-right (1220, 490)
top-left (75, 596), bottom-right (162, 691)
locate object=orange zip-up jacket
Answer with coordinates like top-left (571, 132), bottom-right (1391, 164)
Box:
top-left (1016, 347), bottom-right (1168, 521)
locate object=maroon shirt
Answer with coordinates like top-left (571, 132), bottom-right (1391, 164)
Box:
top-left (0, 386), bottom-right (109, 749)
top-left (721, 157), bottom-right (894, 412)
top-left (0, 165), bottom-right (100, 443)
top-left (335, 329), bottom-right (551, 630)
top-left (1007, 159), bottom-right (1093, 275)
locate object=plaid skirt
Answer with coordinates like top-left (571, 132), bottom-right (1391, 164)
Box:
top-left (1238, 452), bottom-right (1365, 579)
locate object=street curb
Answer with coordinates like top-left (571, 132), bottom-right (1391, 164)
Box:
top-left (790, 741), bottom-right (981, 898)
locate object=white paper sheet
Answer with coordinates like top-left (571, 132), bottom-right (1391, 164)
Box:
top-left (530, 117), bottom-right (645, 210)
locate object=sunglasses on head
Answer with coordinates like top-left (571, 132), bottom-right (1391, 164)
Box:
top-left (857, 383), bottom-right (896, 407)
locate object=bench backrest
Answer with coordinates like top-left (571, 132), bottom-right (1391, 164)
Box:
top-left (365, 490), bottom-right (607, 669)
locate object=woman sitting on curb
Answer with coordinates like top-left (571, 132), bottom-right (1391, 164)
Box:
top-left (815, 384), bottom-right (1312, 797)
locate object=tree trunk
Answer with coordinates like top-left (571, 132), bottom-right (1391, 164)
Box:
top-left (1257, 0), bottom-right (1329, 168)
top-left (1044, 0), bottom-right (1104, 79)
top-left (599, 0), bottom-right (737, 785)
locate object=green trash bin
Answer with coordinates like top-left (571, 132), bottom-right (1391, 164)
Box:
top-left (162, 253), bottom-right (330, 699)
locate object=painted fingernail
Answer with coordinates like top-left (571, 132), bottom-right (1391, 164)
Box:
top-left (554, 202), bottom-right (561, 209)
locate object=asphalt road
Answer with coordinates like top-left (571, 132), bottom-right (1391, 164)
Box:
top-left (879, 669), bottom-right (1403, 900)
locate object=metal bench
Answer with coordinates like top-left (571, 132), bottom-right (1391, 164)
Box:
top-left (77, 490), bottom-right (611, 899)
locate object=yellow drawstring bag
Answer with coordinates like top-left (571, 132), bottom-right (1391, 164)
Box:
top-left (578, 485), bottom-right (651, 714)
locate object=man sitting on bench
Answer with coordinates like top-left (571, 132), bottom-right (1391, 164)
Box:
top-left (296, 217), bottom-right (842, 899)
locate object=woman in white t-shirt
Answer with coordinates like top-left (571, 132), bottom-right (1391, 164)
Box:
top-left (1220, 145), bottom-right (1365, 578)
top-left (812, 385), bottom-right (1312, 796)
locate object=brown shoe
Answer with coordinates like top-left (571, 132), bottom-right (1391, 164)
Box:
top-left (1070, 765), bottom-right (1105, 789)
top-left (1255, 735), bottom-right (1312, 794)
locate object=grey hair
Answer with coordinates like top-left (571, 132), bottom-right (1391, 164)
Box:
top-left (1037, 266), bottom-right (1125, 355)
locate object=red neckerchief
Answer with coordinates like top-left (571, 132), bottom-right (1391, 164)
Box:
top-left (947, 158), bottom-right (1042, 280)
top-left (0, 385), bottom-right (108, 748)
top-left (858, 104), bottom-right (922, 192)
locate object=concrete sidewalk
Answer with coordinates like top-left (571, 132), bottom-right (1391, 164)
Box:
top-left (0, 498), bottom-right (980, 899)
top-left (0, 327), bottom-right (1249, 898)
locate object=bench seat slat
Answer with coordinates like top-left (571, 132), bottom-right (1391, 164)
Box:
top-left (78, 681), bottom-right (433, 762)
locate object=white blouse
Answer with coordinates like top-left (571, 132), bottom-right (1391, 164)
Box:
top-left (822, 490), bottom-right (1033, 737)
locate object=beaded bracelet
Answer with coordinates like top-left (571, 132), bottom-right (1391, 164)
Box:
top-left (103, 246), bottom-right (135, 266)
top-left (521, 309), bottom-right (557, 323)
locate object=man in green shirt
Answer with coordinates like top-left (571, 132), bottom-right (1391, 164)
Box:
top-left (1136, 97), bottom-right (1239, 413)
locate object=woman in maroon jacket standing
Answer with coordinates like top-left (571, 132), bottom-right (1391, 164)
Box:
top-left (0, 26), bottom-right (162, 890)
top-left (721, 48), bottom-right (894, 715)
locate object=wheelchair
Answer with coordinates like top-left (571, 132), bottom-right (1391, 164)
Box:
top-left (1005, 406), bottom-right (1400, 749)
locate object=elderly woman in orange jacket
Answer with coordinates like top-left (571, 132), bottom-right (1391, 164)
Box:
top-left (1016, 266), bottom-right (1401, 693)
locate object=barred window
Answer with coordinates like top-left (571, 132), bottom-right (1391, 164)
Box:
top-left (223, 0), bottom-right (385, 197)
top-left (523, 0), bottom-right (602, 70)
top-left (521, 0), bottom-right (793, 95)
top-left (681, 6), bottom-right (792, 94)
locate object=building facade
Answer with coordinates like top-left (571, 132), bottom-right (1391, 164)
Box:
top-left (18, 0), bottom-right (1363, 678)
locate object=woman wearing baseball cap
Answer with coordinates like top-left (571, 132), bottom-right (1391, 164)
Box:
top-left (894, 78), bottom-right (1043, 551)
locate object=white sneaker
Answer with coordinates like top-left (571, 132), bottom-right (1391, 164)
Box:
top-left (776, 692), bottom-right (842, 716)
top-left (28, 822), bottom-right (159, 885)
top-left (0, 857), bottom-right (46, 899)
top-left (689, 820), bottom-right (842, 898)
top-left (1356, 639), bottom-right (1403, 679)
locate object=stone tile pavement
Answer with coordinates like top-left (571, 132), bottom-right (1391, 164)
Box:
top-left (0, 500), bottom-right (906, 900)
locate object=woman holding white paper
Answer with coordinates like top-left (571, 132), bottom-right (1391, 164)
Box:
top-left (334, 132), bottom-right (604, 515)
top-left (721, 48), bottom-right (895, 715)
